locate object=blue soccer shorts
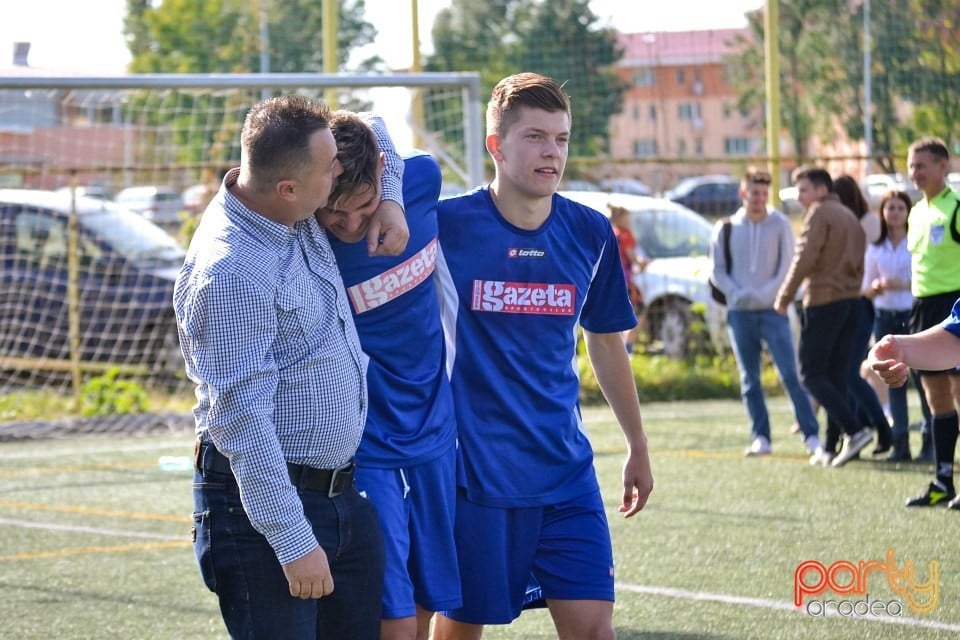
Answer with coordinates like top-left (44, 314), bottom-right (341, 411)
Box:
top-left (440, 488), bottom-right (615, 624)
top-left (354, 446), bottom-right (461, 619)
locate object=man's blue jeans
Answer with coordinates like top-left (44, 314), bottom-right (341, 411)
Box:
top-left (874, 308), bottom-right (912, 440)
top-left (727, 308), bottom-right (819, 442)
top-left (192, 467), bottom-right (385, 639)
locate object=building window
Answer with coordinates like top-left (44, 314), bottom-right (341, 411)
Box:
top-left (723, 103), bottom-right (732, 119)
top-left (724, 137), bottom-right (751, 155)
top-left (648, 105), bottom-right (657, 122)
top-left (677, 102), bottom-right (702, 121)
top-left (677, 138), bottom-right (687, 157)
top-left (634, 139), bottom-right (658, 158)
top-left (676, 68), bottom-right (685, 84)
top-left (633, 68), bottom-right (655, 87)
top-left (632, 105), bottom-right (640, 122)
top-left (694, 138), bottom-right (704, 156)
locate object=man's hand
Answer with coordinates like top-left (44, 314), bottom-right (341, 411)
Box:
top-left (366, 200), bottom-right (409, 256)
top-left (282, 546), bottom-right (334, 599)
top-left (620, 447), bottom-right (654, 518)
top-left (868, 334), bottom-right (909, 388)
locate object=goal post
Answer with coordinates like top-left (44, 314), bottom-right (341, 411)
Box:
top-left (0, 72), bottom-right (484, 397)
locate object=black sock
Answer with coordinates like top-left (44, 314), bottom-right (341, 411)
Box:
top-left (932, 412), bottom-right (959, 491)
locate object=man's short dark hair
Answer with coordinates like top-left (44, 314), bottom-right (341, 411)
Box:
top-left (792, 165), bottom-right (833, 191)
top-left (486, 72), bottom-right (571, 138)
top-left (326, 111), bottom-right (380, 209)
top-left (908, 136), bottom-right (949, 161)
top-left (241, 95), bottom-right (332, 194)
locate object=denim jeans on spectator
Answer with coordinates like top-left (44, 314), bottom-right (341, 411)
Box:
top-left (192, 468), bottom-right (385, 640)
top-left (727, 308), bottom-right (819, 442)
top-left (874, 308), bottom-right (912, 440)
top-left (799, 298), bottom-right (861, 442)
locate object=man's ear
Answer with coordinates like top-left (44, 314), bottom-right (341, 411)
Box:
top-left (486, 134), bottom-right (502, 161)
top-left (277, 179), bottom-right (297, 202)
top-left (377, 152), bottom-right (386, 179)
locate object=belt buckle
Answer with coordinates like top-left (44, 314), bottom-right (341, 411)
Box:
top-left (327, 462), bottom-right (353, 498)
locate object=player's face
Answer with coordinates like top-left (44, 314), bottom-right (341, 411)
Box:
top-left (908, 149), bottom-right (947, 195)
top-left (316, 182), bottom-right (381, 243)
top-left (492, 106), bottom-right (570, 199)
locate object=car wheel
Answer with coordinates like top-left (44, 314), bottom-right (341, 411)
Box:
top-left (657, 300), bottom-right (692, 358)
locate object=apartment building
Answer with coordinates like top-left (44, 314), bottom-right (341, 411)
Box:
top-left (608, 28), bottom-right (757, 193)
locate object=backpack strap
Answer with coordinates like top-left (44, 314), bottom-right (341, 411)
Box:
top-left (721, 218), bottom-right (732, 274)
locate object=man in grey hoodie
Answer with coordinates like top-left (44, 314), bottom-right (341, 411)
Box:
top-left (711, 168), bottom-right (820, 459)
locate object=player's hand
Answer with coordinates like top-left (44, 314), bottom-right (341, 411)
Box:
top-left (620, 447), bottom-right (653, 518)
top-left (282, 546), bottom-right (334, 599)
top-left (366, 200), bottom-right (409, 256)
top-left (868, 335), bottom-right (909, 388)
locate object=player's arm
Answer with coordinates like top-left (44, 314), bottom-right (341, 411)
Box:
top-left (361, 113), bottom-right (409, 256)
top-left (583, 329), bottom-right (653, 517)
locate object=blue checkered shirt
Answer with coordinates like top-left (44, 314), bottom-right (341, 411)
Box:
top-left (174, 169), bottom-right (368, 563)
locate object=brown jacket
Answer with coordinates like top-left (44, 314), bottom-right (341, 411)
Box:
top-left (775, 193), bottom-right (865, 309)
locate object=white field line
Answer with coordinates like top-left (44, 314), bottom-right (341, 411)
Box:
top-left (0, 439), bottom-right (191, 461)
top-left (0, 517), bottom-right (184, 541)
top-left (615, 582), bottom-right (960, 633)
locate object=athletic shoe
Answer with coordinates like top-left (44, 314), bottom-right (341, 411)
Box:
top-left (947, 494), bottom-right (960, 511)
top-left (803, 434), bottom-right (822, 455)
top-left (830, 429), bottom-right (873, 467)
top-left (905, 481), bottom-right (956, 507)
top-left (809, 448), bottom-right (834, 466)
top-left (744, 436), bottom-right (772, 457)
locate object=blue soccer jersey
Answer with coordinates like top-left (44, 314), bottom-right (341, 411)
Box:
top-left (330, 152), bottom-right (457, 467)
top-left (435, 187), bottom-right (636, 507)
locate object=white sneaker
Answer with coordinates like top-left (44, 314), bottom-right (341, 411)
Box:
top-left (745, 436), bottom-right (772, 457)
top-left (809, 447), bottom-right (834, 466)
top-left (831, 429), bottom-right (874, 467)
top-left (803, 434), bottom-right (822, 455)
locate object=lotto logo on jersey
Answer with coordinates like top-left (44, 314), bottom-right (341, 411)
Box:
top-left (347, 238), bottom-right (438, 313)
top-left (471, 280), bottom-right (575, 315)
top-left (507, 247), bottom-right (546, 258)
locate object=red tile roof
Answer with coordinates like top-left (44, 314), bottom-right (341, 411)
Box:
top-left (618, 28), bottom-right (753, 65)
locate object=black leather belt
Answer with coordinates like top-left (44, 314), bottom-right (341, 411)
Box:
top-left (194, 440), bottom-right (354, 498)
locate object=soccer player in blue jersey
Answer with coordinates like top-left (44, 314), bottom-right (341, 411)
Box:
top-left (315, 111), bottom-right (461, 640)
top-left (431, 73), bottom-right (654, 640)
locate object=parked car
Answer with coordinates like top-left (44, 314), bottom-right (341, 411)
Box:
top-left (115, 185), bottom-right (184, 229)
top-left (600, 177), bottom-right (652, 196)
top-left (778, 186), bottom-right (804, 215)
top-left (55, 185), bottom-right (114, 201)
top-left (664, 175), bottom-right (741, 218)
top-left (860, 173), bottom-right (921, 210)
top-left (948, 172), bottom-right (960, 192)
top-left (0, 189), bottom-right (186, 382)
top-left (561, 190), bottom-right (726, 358)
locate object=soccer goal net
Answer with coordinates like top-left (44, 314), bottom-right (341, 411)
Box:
top-left (0, 72), bottom-right (483, 401)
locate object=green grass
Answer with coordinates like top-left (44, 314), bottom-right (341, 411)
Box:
top-left (1, 399), bottom-right (958, 639)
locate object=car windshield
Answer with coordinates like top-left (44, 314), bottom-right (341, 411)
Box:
top-left (632, 206), bottom-right (711, 259)
top-left (81, 209), bottom-right (186, 267)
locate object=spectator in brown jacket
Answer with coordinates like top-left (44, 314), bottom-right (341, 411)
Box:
top-left (775, 166), bottom-right (874, 467)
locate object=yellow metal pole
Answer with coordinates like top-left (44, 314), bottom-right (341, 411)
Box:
top-left (764, 0), bottom-right (782, 206)
top-left (323, 0), bottom-right (339, 106)
top-left (411, 0), bottom-right (425, 148)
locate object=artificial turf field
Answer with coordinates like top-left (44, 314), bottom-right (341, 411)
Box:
top-left (1, 397), bottom-right (958, 639)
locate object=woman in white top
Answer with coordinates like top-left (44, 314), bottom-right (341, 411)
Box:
top-left (862, 189), bottom-right (920, 460)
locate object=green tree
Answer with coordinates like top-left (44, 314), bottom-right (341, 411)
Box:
top-left (425, 0), bottom-right (624, 159)
top-left (124, 0), bottom-right (379, 74)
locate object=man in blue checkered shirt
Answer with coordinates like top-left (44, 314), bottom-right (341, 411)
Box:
top-left (174, 95), bottom-right (407, 639)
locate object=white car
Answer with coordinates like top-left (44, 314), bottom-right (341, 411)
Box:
top-left (561, 190), bottom-right (727, 358)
